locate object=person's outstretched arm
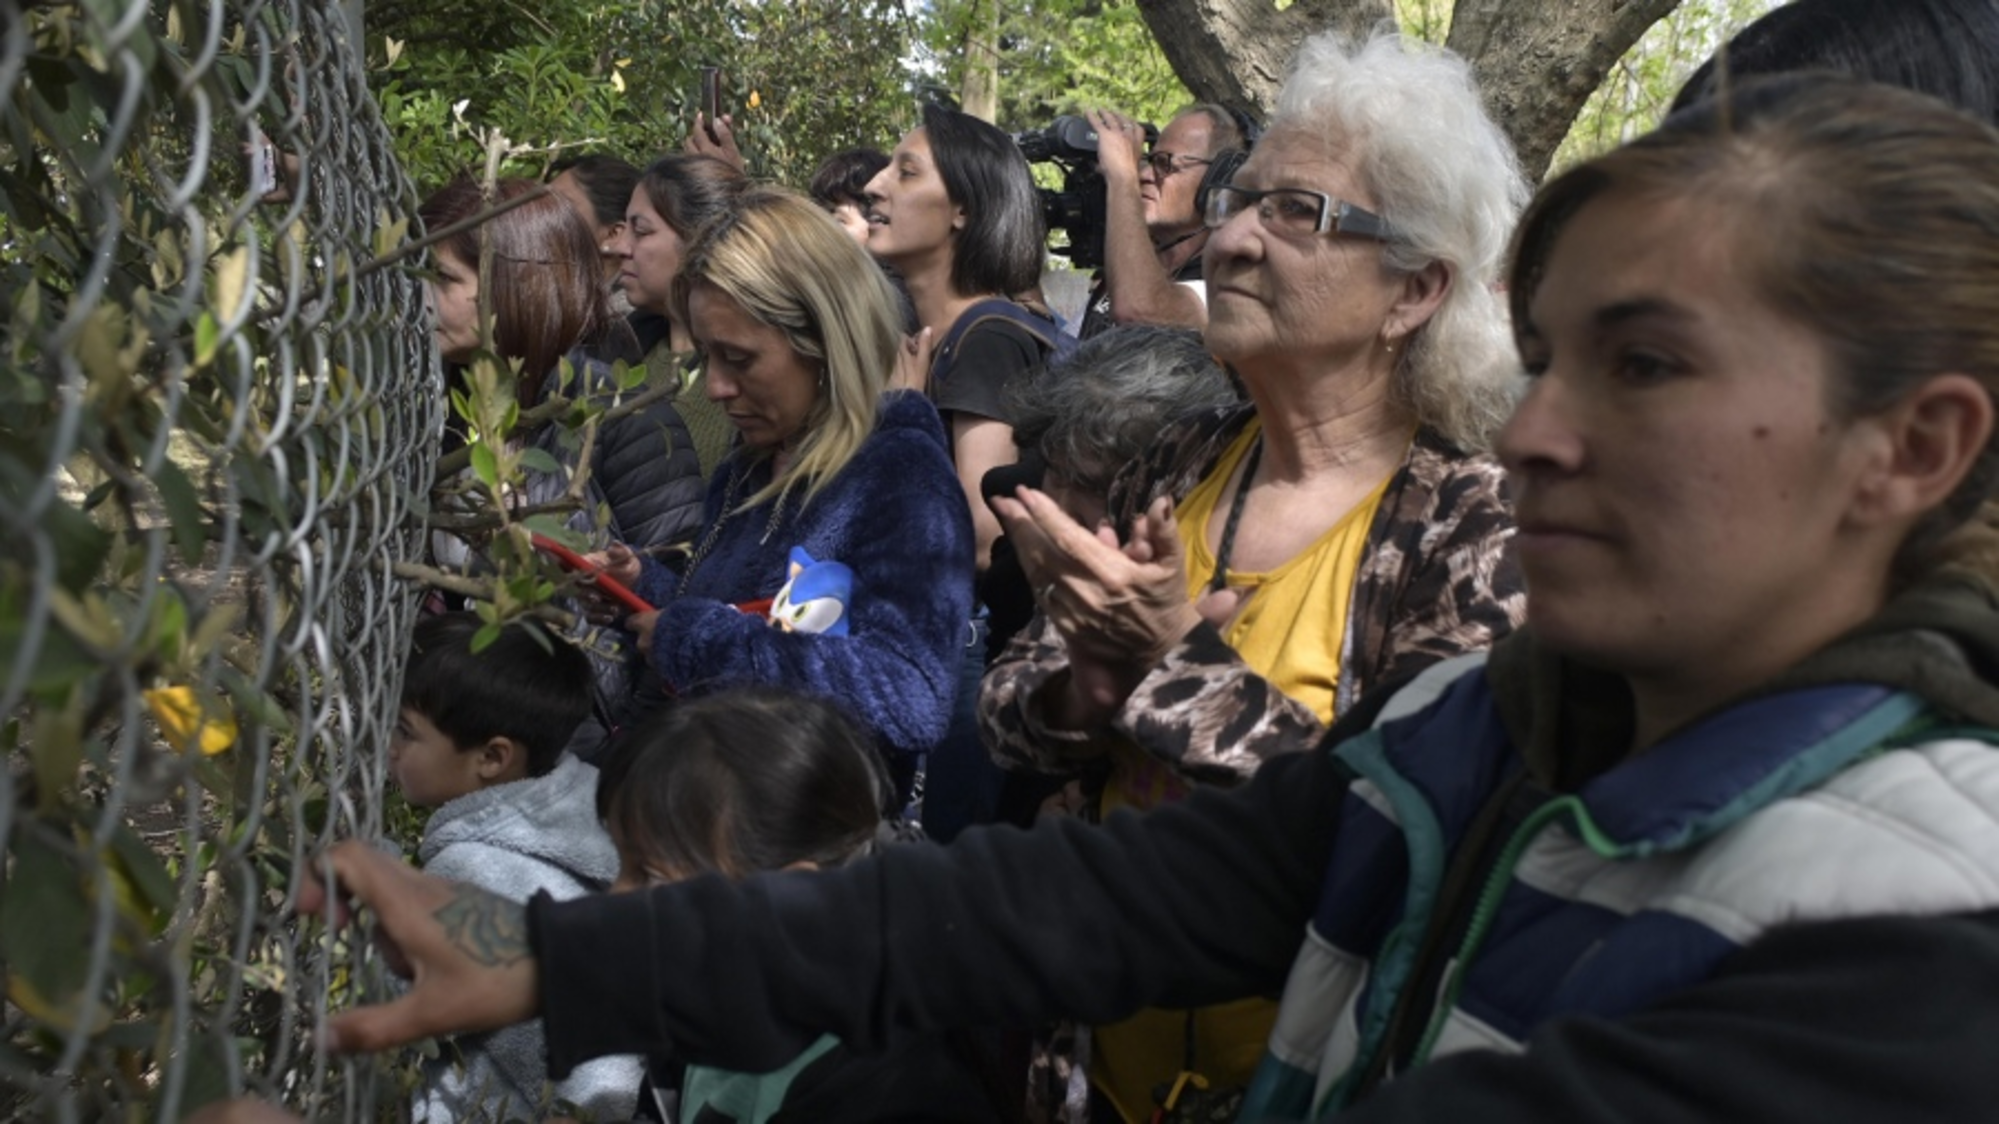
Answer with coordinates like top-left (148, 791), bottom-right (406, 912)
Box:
top-left (303, 741), bottom-right (1358, 1074)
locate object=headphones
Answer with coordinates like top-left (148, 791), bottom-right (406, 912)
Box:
top-left (1194, 105), bottom-right (1265, 215)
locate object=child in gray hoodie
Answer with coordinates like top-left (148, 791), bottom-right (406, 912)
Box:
top-left (394, 612), bottom-right (640, 1122)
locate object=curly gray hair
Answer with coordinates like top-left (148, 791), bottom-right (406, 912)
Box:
top-left (1272, 28), bottom-right (1529, 450)
top-left (1011, 325), bottom-right (1240, 493)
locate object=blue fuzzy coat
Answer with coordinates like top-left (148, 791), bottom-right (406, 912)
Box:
top-left (632, 392), bottom-right (975, 765)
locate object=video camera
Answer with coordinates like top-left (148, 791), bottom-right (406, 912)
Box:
top-left (1012, 114), bottom-right (1157, 271)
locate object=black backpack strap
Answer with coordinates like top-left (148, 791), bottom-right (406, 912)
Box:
top-left (930, 298), bottom-right (1064, 381)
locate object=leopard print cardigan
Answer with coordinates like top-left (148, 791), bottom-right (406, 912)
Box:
top-left (977, 404), bottom-right (1524, 783)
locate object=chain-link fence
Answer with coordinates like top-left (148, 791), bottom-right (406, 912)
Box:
top-left (2, 0), bottom-right (436, 1118)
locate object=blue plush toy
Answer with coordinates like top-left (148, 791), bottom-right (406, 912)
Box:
top-left (768, 547), bottom-right (855, 636)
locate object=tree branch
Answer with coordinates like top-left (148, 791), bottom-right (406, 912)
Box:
top-left (389, 561), bottom-right (579, 629)
top-left (1135, 0), bottom-right (1391, 114)
top-left (424, 498), bottom-right (582, 533)
top-left (432, 377), bottom-right (681, 480)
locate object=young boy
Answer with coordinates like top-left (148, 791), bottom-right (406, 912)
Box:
top-left (393, 612), bottom-right (640, 1123)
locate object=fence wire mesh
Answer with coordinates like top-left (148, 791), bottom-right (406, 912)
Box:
top-left (2, 0), bottom-right (436, 1118)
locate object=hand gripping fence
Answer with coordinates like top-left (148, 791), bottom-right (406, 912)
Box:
top-left (2, 1), bottom-right (439, 1118)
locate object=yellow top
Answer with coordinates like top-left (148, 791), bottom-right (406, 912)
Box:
top-left (1091, 418), bottom-right (1395, 1122)
top-left (1178, 418), bottom-right (1392, 727)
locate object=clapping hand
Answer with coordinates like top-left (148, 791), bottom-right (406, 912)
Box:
top-left (992, 488), bottom-right (1231, 730)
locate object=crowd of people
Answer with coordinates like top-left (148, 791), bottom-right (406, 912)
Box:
top-left (188, 0), bottom-right (1999, 1121)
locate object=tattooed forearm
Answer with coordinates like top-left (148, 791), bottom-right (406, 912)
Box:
top-left (433, 888), bottom-right (530, 968)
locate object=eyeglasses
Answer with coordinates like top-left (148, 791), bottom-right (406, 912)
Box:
top-left (1144, 151), bottom-right (1213, 179)
top-left (1202, 185), bottom-right (1395, 242)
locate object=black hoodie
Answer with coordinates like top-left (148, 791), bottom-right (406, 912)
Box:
top-left (532, 578), bottom-right (1999, 1122)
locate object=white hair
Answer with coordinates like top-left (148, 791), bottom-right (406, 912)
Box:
top-left (1274, 27), bottom-right (1529, 450)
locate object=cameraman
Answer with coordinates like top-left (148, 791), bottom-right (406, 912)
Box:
top-left (1077, 105), bottom-right (1242, 337)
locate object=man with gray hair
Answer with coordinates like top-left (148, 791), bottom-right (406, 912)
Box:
top-left (1076, 105), bottom-right (1247, 338)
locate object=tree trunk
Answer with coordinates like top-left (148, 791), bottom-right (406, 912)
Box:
top-left (1446, 0), bottom-right (1683, 179)
top-left (1136, 0), bottom-right (1685, 181)
top-left (1135, 0), bottom-right (1392, 116)
top-left (961, 0), bottom-right (1002, 123)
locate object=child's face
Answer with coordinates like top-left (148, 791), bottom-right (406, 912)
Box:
top-left (390, 707), bottom-right (485, 808)
top-left (828, 200), bottom-right (871, 247)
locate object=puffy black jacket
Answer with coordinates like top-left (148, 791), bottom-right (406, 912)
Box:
top-left (523, 352), bottom-right (703, 754)
top-left (527, 351), bottom-right (704, 555)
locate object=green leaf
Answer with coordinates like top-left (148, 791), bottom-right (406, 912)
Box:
top-left (95, 1021), bottom-right (160, 1052)
top-left (469, 442), bottom-right (499, 489)
top-left (186, 601), bottom-right (243, 661)
top-left (470, 621), bottom-right (503, 653)
top-left (217, 667), bottom-right (293, 735)
top-left (146, 585), bottom-right (189, 664)
top-left (0, 828), bottom-right (95, 1007)
top-left (28, 684), bottom-right (88, 808)
top-left (175, 1030), bottom-right (236, 1120)
top-left (43, 496), bottom-right (112, 593)
top-left (521, 513), bottom-right (586, 548)
top-left (155, 460), bottom-right (208, 565)
top-left (616, 359), bottom-right (649, 391)
top-left (516, 447), bottom-right (562, 477)
top-left (105, 825), bottom-right (176, 934)
top-left (192, 311), bottom-right (219, 368)
top-left (0, 597), bottom-right (99, 696)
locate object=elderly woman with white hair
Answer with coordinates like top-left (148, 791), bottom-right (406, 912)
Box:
top-left (980, 30), bottom-right (1528, 1118)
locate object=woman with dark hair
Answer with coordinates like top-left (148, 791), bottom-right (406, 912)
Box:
top-left (417, 177), bottom-right (704, 755)
top-left (315, 72), bottom-right (1999, 1124)
top-left (864, 103), bottom-right (1058, 573)
top-left (612, 153), bottom-right (750, 477)
top-left (1671, 0), bottom-right (1999, 118)
top-left (864, 103), bottom-right (1068, 840)
top-left (547, 152), bottom-right (641, 283)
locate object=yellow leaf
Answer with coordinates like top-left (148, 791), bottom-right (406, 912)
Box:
top-left (385, 36), bottom-right (404, 66)
top-left (615, 57), bottom-right (632, 68)
top-left (611, 69), bottom-right (626, 93)
top-left (143, 685), bottom-right (239, 756)
top-left (748, 89), bottom-right (761, 109)
top-left (211, 245), bottom-right (250, 320)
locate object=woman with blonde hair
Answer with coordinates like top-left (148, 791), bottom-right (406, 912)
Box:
top-left (596, 187), bottom-right (974, 801)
